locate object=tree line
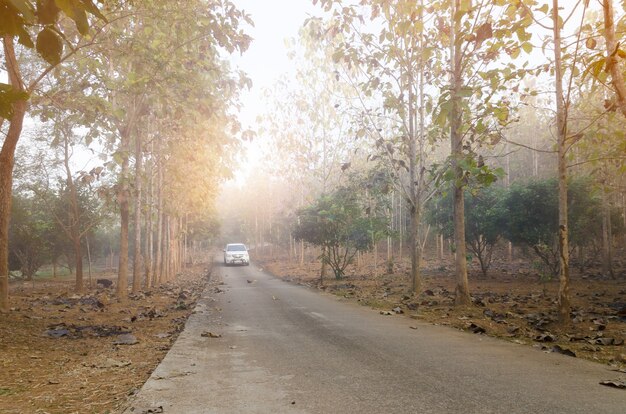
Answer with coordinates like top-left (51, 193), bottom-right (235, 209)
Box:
top-left (222, 0), bottom-right (626, 326)
top-left (1, 0), bottom-right (253, 312)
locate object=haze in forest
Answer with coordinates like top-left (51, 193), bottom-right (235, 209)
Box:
top-left (1, 1), bottom-right (625, 411)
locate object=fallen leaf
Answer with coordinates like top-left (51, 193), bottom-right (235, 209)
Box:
top-left (599, 380), bottom-right (626, 389)
top-left (551, 345), bottom-right (576, 357)
top-left (534, 333), bottom-right (555, 342)
top-left (201, 331), bottom-right (221, 338)
top-left (468, 323), bottom-right (486, 334)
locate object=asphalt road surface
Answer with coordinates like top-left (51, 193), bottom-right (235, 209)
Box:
top-left (124, 259), bottom-right (626, 413)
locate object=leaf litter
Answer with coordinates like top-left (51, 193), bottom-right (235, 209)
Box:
top-left (0, 265), bottom-right (212, 413)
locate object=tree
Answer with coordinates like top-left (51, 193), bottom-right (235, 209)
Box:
top-left (259, 21), bottom-right (354, 269)
top-left (61, 0), bottom-right (252, 297)
top-left (8, 193), bottom-right (55, 280)
top-left (1, 0), bottom-right (106, 311)
top-left (551, 0), bottom-right (573, 325)
top-left (503, 177), bottom-right (603, 278)
top-left (317, 0), bottom-right (533, 303)
top-left (437, 0), bottom-right (534, 305)
top-left (314, 0), bottom-right (444, 295)
top-left (601, 0), bottom-right (626, 117)
top-left (427, 186), bottom-right (506, 278)
top-left (294, 186), bottom-right (388, 280)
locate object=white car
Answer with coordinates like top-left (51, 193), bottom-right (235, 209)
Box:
top-left (223, 243), bottom-right (250, 266)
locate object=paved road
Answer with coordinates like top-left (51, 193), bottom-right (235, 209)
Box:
top-left (124, 260), bottom-right (626, 413)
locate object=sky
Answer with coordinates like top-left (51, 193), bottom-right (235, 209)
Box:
top-left (231, 0), bottom-right (320, 126)
top-left (228, 0), bottom-right (322, 180)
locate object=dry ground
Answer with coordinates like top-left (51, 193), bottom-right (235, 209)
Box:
top-left (1, 251), bottom-right (624, 414)
top-left (0, 264), bottom-right (211, 414)
top-left (255, 250), bottom-right (626, 370)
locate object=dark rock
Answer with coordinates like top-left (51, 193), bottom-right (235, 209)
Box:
top-left (96, 279), bottom-right (113, 288)
top-left (113, 333), bottom-right (138, 345)
top-left (45, 328), bottom-right (70, 338)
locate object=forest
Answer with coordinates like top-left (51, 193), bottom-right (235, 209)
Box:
top-left (222, 0), bottom-right (625, 323)
top-left (1, 0), bottom-right (625, 412)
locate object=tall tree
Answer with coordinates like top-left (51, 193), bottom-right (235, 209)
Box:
top-left (601, 0), bottom-right (626, 117)
top-left (0, 1), bottom-right (106, 312)
top-left (552, 0), bottom-right (572, 323)
top-left (315, 0), bottom-right (444, 295)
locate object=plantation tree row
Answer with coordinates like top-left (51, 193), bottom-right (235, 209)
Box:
top-left (220, 0), bottom-right (626, 325)
top-left (1, 0), bottom-right (252, 311)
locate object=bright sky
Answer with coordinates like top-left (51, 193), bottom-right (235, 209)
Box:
top-left (228, 0), bottom-right (321, 181)
top-left (232, 0), bottom-right (319, 125)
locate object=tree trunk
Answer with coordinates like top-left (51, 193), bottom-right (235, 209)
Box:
top-left (602, 192), bottom-right (615, 278)
top-left (116, 137), bottom-right (130, 300)
top-left (319, 246), bottom-right (326, 285)
top-left (553, 0), bottom-right (571, 324)
top-left (183, 214), bottom-right (188, 268)
top-left (163, 215), bottom-right (170, 281)
top-left (73, 237), bottom-right (84, 293)
top-left (0, 35), bottom-right (27, 313)
top-left (86, 236), bottom-right (92, 288)
top-left (602, 0), bottom-right (626, 117)
top-left (154, 146), bottom-right (164, 285)
top-left (410, 206), bottom-right (422, 294)
top-left (450, 0), bottom-right (470, 306)
top-left (132, 133), bottom-right (143, 293)
top-left (407, 3), bottom-right (423, 295)
top-left (144, 149), bottom-right (154, 288)
top-left (61, 132), bottom-right (84, 293)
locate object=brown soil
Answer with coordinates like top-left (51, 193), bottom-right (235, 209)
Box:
top-left (2, 252), bottom-right (624, 413)
top-left (0, 264), bottom-right (210, 414)
top-left (256, 251), bottom-right (626, 369)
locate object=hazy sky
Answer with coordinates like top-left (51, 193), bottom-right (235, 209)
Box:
top-left (227, 1), bottom-right (322, 180)
top-left (232, 0), bottom-right (320, 126)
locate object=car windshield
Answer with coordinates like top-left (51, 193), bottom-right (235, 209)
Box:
top-left (226, 244), bottom-right (246, 252)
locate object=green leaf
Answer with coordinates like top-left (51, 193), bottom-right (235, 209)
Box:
top-left (493, 106), bottom-right (509, 124)
top-left (37, 0), bottom-right (60, 25)
top-left (510, 47), bottom-right (520, 59)
top-left (458, 86), bottom-right (473, 97)
top-left (459, 0), bottom-right (472, 13)
top-left (80, 0), bottom-right (107, 22)
top-left (0, 83), bottom-right (30, 118)
top-left (54, 0), bottom-right (89, 34)
top-left (521, 42), bottom-right (533, 54)
top-left (7, 0), bottom-right (35, 22)
top-left (36, 27), bottom-right (63, 65)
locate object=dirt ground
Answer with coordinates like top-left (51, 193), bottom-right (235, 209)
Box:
top-left (255, 249), bottom-right (626, 371)
top-left (1, 251), bottom-right (624, 414)
top-left (0, 264), bottom-right (211, 414)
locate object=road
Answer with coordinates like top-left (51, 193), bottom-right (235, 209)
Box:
top-left (124, 260), bottom-right (626, 413)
